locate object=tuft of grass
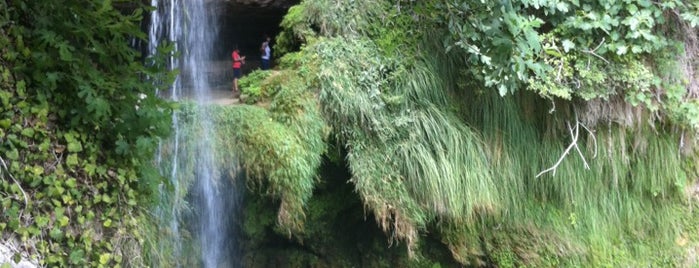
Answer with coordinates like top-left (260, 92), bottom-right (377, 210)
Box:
top-left (454, 87), bottom-right (698, 266)
top-left (313, 35), bottom-right (502, 255)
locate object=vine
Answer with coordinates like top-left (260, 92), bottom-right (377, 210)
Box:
top-left (1, 0), bottom-right (174, 266)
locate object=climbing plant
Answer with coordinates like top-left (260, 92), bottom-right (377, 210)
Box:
top-left (1, 0), bottom-right (174, 266)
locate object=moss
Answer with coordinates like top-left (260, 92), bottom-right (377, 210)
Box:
top-left (240, 158), bottom-right (461, 267)
top-left (241, 194), bottom-right (276, 247)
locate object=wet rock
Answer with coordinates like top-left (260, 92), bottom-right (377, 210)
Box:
top-left (0, 243), bottom-right (38, 268)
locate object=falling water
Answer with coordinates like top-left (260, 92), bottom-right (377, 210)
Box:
top-left (149, 0), bottom-right (240, 267)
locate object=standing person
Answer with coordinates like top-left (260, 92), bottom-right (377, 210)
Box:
top-left (231, 45), bottom-right (245, 97)
top-left (260, 36), bottom-right (271, 70)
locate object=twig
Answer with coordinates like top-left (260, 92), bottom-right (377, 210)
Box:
top-left (0, 155), bottom-right (28, 207)
top-left (679, 130), bottom-right (685, 156)
top-left (578, 122), bottom-right (597, 158)
top-left (556, 61), bottom-right (563, 82)
top-left (548, 98), bottom-right (556, 114)
top-left (591, 37), bottom-right (605, 51)
top-left (568, 122), bottom-right (590, 169)
top-left (582, 37), bottom-right (610, 64)
top-left (536, 121), bottom-right (581, 178)
top-left (536, 121), bottom-right (596, 178)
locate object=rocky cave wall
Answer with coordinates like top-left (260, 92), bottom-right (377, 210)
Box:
top-left (213, 1), bottom-right (297, 65)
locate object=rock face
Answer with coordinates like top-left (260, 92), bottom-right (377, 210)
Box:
top-left (0, 242), bottom-right (38, 268)
top-left (211, 1), bottom-right (293, 65)
top-left (222, 0), bottom-right (298, 8)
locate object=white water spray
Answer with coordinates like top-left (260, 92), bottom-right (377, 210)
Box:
top-left (150, 0), bottom-right (240, 266)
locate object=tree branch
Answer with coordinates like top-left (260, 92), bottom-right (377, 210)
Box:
top-left (0, 155), bottom-right (28, 208)
top-left (582, 37), bottom-right (610, 64)
top-left (536, 121), bottom-right (596, 178)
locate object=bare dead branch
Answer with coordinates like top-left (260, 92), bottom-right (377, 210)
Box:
top-left (536, 121), bottom-right (597, 178)
top-left (0, 155), bottom-right (28, 208)
top-left (582, 38), bottom-right (610, 64)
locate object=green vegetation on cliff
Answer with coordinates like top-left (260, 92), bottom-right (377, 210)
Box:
top-left (1, 1), bottom-right (173, 266)
top-left (230, 0), bottom-right (699, 266)
top-left (3, 0), bottom-right (699, 267)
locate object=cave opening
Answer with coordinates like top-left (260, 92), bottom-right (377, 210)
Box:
top-left (216, 1), bottom-right (298, 73)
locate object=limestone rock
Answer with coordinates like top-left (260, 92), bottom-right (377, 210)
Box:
top-left (0, 243), bottom-right (38, 268)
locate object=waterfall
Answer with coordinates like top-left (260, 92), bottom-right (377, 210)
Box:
top-left (149, 0), bottom-right (241, 267)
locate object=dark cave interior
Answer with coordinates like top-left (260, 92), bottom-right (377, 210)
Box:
top-left (215, 1), bottom-right (298, 70)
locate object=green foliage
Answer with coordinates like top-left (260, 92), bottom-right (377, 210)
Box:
top-left (275, 4), bottom-right (316, 57)
top-left (162, 63), bottom-right (327, 239)
top-left (270, 0), bottom-right (699, 266)
top-left (275, 0), bottom-right (407, 59)
top-left (0, 0), bottom-right (174, 266)
top-left (453, 90), bottom-right (698, 266)
top-left (424, 0), bottom-right (548, 96)
top-left (241, 162), bottom-right (462, 268)
top-left (405, 0), bottom-right (699, 139)
top-left (312, 35), bottom-right (502, 254)
top-left (238, 69), bottom-right (272, 104)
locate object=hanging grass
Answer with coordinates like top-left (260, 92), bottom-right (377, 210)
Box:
top-left (450, 87), bottom-right (699, 266)
top-left (312, 36), bottom-right (502, 254)
top-left (158, 67), bottom-right (327, 239)
top-left (214, 0), bottom-right (699, 265)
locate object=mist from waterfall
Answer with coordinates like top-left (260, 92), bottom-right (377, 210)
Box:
top-left (150, 0), bottom-right (241, 267)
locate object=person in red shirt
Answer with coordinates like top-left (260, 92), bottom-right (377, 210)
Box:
top-left (231, 46), bottom-right (246, 97)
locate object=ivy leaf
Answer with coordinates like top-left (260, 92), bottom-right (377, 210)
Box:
top-left (624, 16), bottom-right (640, 30)
top-left (638, 0), bottom-right (652, 8)
top-left (0, 119), bottom-right (11, 129)
top-left (66, 154), bottom-right (79, 167)
top-left (20, 128), bottom-right (34, 138)
top-left (115, 139), bottom-right (129, 155)
top-left (7, 148), bottom-right (19, 160)
top-left (59, 216), bottom-right (69, 227)
top-left (67, 140), bottom-right (82, 153)
top-left (498, 84), bottom-right (508, 96)
top-left (31, 165), bottom-right (44, 176)
top-left (627, 4), bottom-right (638, 15)
top-left (35, 216), bottom-right (49, 228)
top-left (556, 2), bottom-right (569, 13)
top-left (65, 178), bottom-right (77, 188)
top-left (102, 194), bottom-right (112, 204)
top-left (631, 45), bottom-right (643, 53)
top-left (616, 45), bottom-right (628, 55)
top-left (69, 249), bottom-right (85, 264)
top-left (57, 43), bottom-right (73, 62)
top-left (562, 39), bottom-right (575, 52)
top-left (99, 253), bottom-right (111, 265)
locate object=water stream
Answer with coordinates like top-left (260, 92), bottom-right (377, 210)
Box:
top-left (149, 1), bottom-right (240, 267)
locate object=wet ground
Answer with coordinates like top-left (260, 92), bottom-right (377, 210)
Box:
top-left (160, 59), bottom-right (266, 106)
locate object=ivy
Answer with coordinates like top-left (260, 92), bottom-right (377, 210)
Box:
top-left (414, 0), bottom-right (699, 103)
top-left (1, 0), bottom-right (174, 266)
